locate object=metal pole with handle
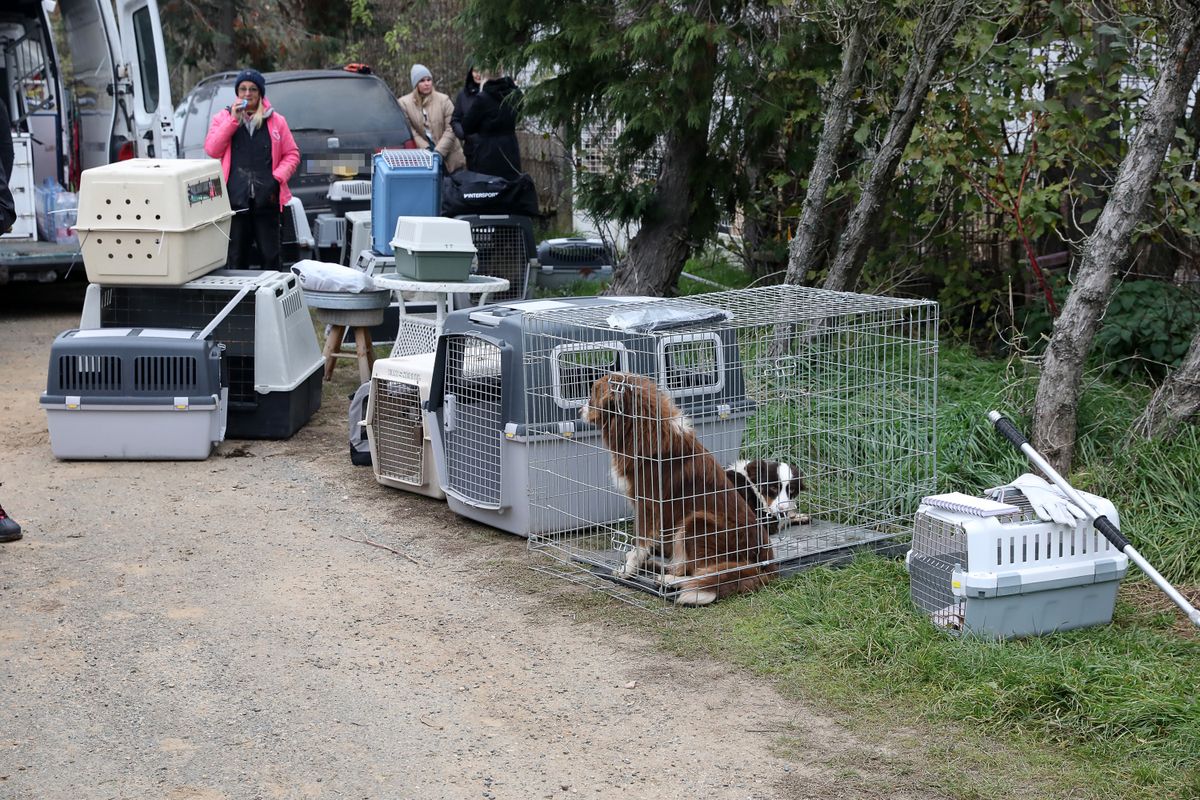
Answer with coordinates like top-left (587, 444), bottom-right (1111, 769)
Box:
top-left (988, 410), bottom-right (1200, 629)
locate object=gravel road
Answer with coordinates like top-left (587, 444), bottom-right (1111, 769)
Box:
top-left (0, 286), bottom-right (939, 800)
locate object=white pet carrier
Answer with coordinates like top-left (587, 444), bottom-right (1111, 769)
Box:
top-left (366, 353), bottom-right (443, 499)
top-left (906, 488), bottom-right (1128, 639)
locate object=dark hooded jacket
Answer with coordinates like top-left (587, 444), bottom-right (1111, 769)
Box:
top-left (462, 76), bottom-right (523, 180)
top-left (451, 66), bottom-right (481, 161)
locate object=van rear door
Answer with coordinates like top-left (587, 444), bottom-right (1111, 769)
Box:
top-left (58, 0), bottom-right (121, 170)
top-left (113, 0), bottom-right (176, 158)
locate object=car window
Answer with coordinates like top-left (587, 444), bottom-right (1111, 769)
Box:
top-left (180, 81), bottom-right (226, 156)
top-left (267, 78), bottom-right (410, 138)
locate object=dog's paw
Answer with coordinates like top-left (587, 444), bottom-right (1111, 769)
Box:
top-left (788, 511), bottom-right (811, 526)
top-left (675, 588), bottom-right (718, 606)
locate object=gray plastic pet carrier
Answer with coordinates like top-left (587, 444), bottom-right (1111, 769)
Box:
top-left (40, 328), bottom-right (227, 460)
top-left (78, 270), bottom-right (323, 439)
top-left (427, 297), bottom-right (752, 536)
top-left (455, 214), bottom-right (536, 302)
top-left (907, 489), bottom-right (1128, 639)
top-left (534, 237), bottom-right (614, 290)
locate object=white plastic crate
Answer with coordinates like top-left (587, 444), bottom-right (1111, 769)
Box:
top-left (40, 328), bottom-right (227, 460)
top-left (366, 353), bottom-right (444, 499)
top-left (315, 213), bottom-right (347, 248)
top-left (74, 158), bottom-right (233, 285)
top-left (328, 180), bottom-right (371, 202)
top-left (79, 270), bottom-right (324, 439)
top-left (1, 134), bottom-right (36, 240)
top-left (907, 489), bottom-right (1128, 638)
top-left (345, 210), bottom-right (372, 265)
top-left (390, 216), bottom-right (477, 280)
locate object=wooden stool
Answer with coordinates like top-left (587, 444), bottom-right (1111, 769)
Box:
top-left (302, 288), bottom-right (391, 384)
top-left (321, 323), bottom-right (377, 383)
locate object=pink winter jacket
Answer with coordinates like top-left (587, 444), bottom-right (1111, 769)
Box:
top-left (204, 98), bottom-right (300, 210)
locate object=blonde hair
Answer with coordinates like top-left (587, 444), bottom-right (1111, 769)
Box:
top-left (247, 102), bottom-right (266, 131)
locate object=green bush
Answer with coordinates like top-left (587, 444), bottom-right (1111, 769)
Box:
top-left (1022, 280), bottom-right (1200, 381)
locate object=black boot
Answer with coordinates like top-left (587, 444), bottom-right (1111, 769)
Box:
top-left (0, 504), bottom-right (22, 542)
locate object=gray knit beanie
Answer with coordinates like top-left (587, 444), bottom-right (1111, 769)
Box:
top-left (410, 64), bottom-right (432, 88)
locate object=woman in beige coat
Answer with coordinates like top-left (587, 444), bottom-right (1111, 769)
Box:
top-left (398, 64), bottom-right (466, 173)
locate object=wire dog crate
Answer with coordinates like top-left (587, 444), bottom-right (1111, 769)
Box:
top-left (426, 297), bottom-right (751, 538)
top-left (516, 285), bottom-right (939, 605)
top-left (365, 353), bottom-right (444, 499)
top-left (907, 489), bottom-right (1128, 638)
top-left (79, 270), bottom-right (323, 439)
top-left (455, 214), bottom-right (536, 302)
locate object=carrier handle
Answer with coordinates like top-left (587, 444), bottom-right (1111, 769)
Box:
top-left (987, 410), bottom-right (1200, 628)
top-left (199, 285), bottom-right (253, 340)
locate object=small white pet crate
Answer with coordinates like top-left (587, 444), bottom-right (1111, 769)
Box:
top-left (344, 210), bottom-right (373, 266)
top-left (74, 158), bottom-right (233, 285)
top-left (390, 216), bottom-right (477, 281)
top-left (907, 489), bottom-right (1128, 638)
top-left (365, 353), bottom-right (444, 499)
top-left (40, 328), bottom-right (227, 460)
top-left (512, 286), bottom-right (939, 603)
top-left (426, 296), bottom-right (754, 538)
top-left (79, 270), bottom-right (323, 439)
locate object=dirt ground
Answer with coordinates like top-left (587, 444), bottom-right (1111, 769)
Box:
top-left (0, 285), bottom-right (943, 800)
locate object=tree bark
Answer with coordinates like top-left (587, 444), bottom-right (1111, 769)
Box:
top-left (784, 2), bottom-right (876, 285)
top-left (1129, 325), bottom-right (1200, 441)
top-left (607, 30), bottom-right (717, 298)
top-left (608, 125), bottom-right (711, 296)
top-left (1032, 7), bottom-right (1200, 473)
top-left (823, 0), bottom-right (970, 293)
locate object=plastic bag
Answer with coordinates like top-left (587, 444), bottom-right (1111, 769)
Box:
top-left (606, 302), bottom-right (732, 332)
top-left (290, 259), bottom-right (377, 292)
top-left (35, 178), bottom-right (79, 244)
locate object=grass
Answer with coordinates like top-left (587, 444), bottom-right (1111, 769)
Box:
top-left (655, 342), bottom-right (1200, 799)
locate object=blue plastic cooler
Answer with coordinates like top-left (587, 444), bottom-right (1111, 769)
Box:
top-left (371, 149), bottom-right (441, 255)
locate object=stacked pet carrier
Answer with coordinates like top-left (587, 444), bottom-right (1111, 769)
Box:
top-left (48, 159), bottom-right (324, 455)
top-left (371, 149), bottom-right (441, 256)
top-left (907, 487), bottom-right (1128, 638)
top-left (74, 159), bottom-right (233, 284)
top-left (79, 271), bottom-right (323, 439)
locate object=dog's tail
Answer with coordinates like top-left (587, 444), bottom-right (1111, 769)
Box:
top-left (670, 561), bottom-right (774, 606)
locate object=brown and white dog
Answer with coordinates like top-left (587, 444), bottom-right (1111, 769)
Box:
top-left (725, 459), bottom-right (810, 534)
top-left (581, 372), bottom-right (775, 606)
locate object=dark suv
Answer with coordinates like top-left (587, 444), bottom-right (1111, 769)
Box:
top-left (174, 69), bottom-right (414, 222)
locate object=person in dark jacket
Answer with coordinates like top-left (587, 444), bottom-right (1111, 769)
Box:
top-left (450, 65), bottom-right (482, 165)
top-left (462, 71), bottom-right (523, 180)
top-left (203, 69), bottom-right (300, 270)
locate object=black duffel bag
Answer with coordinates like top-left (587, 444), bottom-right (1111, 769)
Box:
top-left (441, 170), bottom-right (539, 217)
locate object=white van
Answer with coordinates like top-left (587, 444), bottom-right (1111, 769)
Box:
top-left (1, 0), bottom-right (175, 284)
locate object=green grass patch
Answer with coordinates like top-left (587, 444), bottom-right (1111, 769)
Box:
top-left (657, 342), bottom-right (1200, 799)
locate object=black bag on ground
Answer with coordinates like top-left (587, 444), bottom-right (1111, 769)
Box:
top-left (441, 170), bottom-right (538, 217)
top-left (348, 382), bottom-right (372, 467)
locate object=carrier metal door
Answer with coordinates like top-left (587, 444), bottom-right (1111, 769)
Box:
top-left (443, 335), bottom-right (504, 508)
top-left (115, 0), bottom-right (176, 158)
top-left (59, 0), bottom-right (120, 170)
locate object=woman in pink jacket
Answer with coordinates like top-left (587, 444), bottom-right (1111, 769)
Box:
top-left (204, 69), bottom-right (300, 270)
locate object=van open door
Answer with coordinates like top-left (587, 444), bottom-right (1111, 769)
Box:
top-left (113, 0), bottom-right (176, 158)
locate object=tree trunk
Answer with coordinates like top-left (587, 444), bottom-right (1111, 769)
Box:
top-left (607, 31), bottom-right (717, 298)
top-left (1129, 325), bottom-right (1200, 441)
top-left (1032, 8), bottom-right (1200, 473)
top-left (823, 0), bottom-right (970, 293)
top-left (784, 3), bottom-right (876, 285)
top-left (608, 126), bottom-right (711, 296)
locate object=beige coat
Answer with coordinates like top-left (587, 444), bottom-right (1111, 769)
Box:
top-left (398, 89), bottom-right (465, 173)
